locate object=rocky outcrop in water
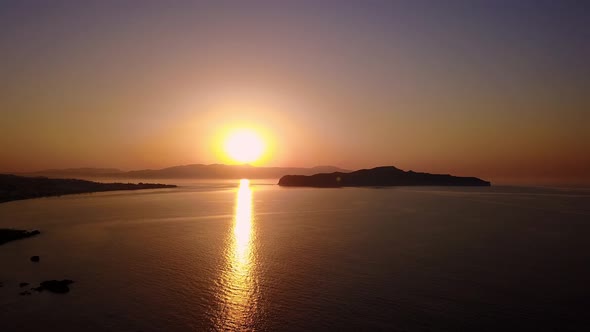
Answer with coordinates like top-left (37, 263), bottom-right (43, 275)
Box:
top-left (33, 280), bottom-right (74, 294)
top-left (0, 229), bottom-right (41, 245)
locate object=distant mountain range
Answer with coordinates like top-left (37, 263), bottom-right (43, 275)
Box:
top-left (279, 166), bottom-right (491, 187)
top-left (16, 164), bottom-right (351, 180)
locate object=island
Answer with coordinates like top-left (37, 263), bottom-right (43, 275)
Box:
top-left (0, 174), bottom-right (177, 204)
top-left (278, 166), bottom-right (491, 187)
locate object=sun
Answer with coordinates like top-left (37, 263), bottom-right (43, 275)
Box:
top-left (224, 129), bottom-right (266, 164)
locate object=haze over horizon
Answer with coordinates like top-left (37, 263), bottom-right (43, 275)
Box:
top-left (1, 1), bottom-right (589, 185)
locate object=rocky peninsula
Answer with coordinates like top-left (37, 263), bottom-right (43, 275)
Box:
top-left (0, 174), bottom-right (176, 203)
top-left (0, 229), bottom-right (41, 246)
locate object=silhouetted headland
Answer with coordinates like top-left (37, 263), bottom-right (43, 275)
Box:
top-left (278, 166), bottom-right (491, 187)
top-left (0, 229), bottom-right (40, 246)
top-left (0, 174), bottom-right (176, 203)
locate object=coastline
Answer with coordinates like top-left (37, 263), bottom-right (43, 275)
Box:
top-left (0, 174), bottom-right (177, 204)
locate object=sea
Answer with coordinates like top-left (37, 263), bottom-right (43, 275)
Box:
top-left (1, 179), bottom-right (589, 331)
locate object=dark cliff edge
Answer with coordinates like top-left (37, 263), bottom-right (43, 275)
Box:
top-left (0, 229), bottom-right (40, 246)
top-left (278, 166), bottom-right (491, 187)
top-left (0, 174), bottom-right (177, 203)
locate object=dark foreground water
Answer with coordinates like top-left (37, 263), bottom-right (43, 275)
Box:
top-left (1, 180), bottom-right (589, 331)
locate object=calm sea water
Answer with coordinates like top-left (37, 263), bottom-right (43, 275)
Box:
top-left (1, 180), bottom-right (590, 331)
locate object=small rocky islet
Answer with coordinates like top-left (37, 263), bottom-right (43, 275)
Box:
top-left (5, 279), bottom-right (75, 296)
top-left (33, 280), bottom-right (75, 294)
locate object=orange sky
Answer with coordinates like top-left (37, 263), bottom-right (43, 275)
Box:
top-left (1, 2), bottom-right (588, 185)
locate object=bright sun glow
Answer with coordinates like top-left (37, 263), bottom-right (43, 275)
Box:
top-left (224, 129), bottom-right (266, 164)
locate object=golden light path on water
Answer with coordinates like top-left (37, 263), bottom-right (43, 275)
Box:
top-left (216, 179), bottom-right (258, 330)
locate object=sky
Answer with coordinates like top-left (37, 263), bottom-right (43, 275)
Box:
top-left (1, 0), bottom-right (589, 184)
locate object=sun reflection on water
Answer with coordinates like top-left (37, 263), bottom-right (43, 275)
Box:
top-left (217, 178), bottom-right (257, 330)
top-left (234, 179), bottom-right (253, 264)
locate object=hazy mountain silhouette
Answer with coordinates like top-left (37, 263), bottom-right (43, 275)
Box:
top-left (18, 164), bottom-right (350, 180)
top-left (19, 167), bottom-right (124, 178)
top-left (278, 166), bottom-right (491, 187)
